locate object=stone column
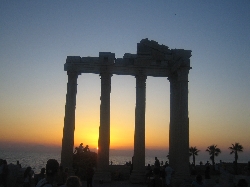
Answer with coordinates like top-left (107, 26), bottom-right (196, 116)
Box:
top-left (61, 71), bottom-right (78, 169)
top-left (94, 72), bottom-right (112, 182)
top-left (169, 68), bottom-right (190, 186)
top-left (130, 73), bottom-right (147, 183)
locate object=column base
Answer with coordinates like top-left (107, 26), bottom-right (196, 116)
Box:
top-left (130, 170), bottom-right (145, 184)
top-left (93, 171), bottom-right (111, 183)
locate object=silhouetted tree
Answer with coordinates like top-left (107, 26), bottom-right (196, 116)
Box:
top-left (206, 145), bottom-right (221, 169)
top-left (229, 142), bottom-right (243, 174)
top-left (189, 146), bottom-right (200, 166)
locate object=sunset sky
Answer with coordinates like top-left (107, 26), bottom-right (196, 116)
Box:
top-left (0, 1), bottom-right (249, 161)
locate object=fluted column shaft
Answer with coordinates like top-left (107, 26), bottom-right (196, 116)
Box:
top-left (130, 73), bottom-right (147, 183)
top-left (169, 68), bottom-right (190, 183)
top-left (97, 72), bottom-right (112, 171)
top-left (61, 71), bottom-right (78, 168)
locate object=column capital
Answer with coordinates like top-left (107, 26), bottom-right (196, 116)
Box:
top-left (67, 71), bottom-right (80, 78)
top-left (168, 67), bottom-right (190, 82)
top-left (99, 71), bottom-right (113, 78)
top-left (135, 73), bottom-right (147, 90)
top-left (135, 70), bottom-right (147, 83)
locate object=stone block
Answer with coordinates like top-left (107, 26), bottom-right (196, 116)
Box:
top-left (99, 52), bottom-right (115, 64)
top-left (66, 56), bottom-right (81, 63)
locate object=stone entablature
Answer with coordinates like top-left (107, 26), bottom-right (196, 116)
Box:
top-left (64, 38), bottom-right (191, 77)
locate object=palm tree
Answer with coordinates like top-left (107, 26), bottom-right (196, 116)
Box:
top-left (206, 145), bottom-right (221, 169)
top-left (229, 142), bottom-right (243, 174)
top-left (189, 146), bottom-right (200, 165)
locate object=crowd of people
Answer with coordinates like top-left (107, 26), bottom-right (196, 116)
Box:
top-left (74, 143), bottom-right (90, 155)
top-left (0, 158), bottom-right (84, 187)
top-left (1, 154), bottom-right (249, 187)
top-left (0, 142), bottom-right (95, 187)
top-left (145, 157), bottom-right (174, 187)
top-left (35, 159), bottom-right (83, 187)
top-left (144, 157), bottom-right (249, 187)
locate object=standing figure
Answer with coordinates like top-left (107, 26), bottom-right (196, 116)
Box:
top-left (154, 157), bottom-right (160, 168)
top-left (147, 167), bottom-right (163, 187)
top-left (35, 168), bottom-right (45, 185)
top-left (86, 163), bottom-right (94, 187)
top-left (0, 160), bottom-right (8, 187)
top-left (79, 143), bottom-right (84, 153)
top-left (204, 165), bottom-right (210, 179)
top-left (0, 160), bottom-right (3, 186)
top-left (56, 166), bottom-right (67, 186)
top-left (165, 163), bottom-right (173, 187)
top-left (23, 167), bottom-right (34, 187)
top-left (36, 159), bottom-right (59, 187)
top-left (145, 164), bottom-right (152, 182)
top-left (83, 145), bottom-right (90, 152)
top-left (17, 161), bottom-right (22, 168)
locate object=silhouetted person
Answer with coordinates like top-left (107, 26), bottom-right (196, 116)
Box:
top-left (17, 160), bottom-right (22, 168)
top-left (0, 159), bottom-right (3, 186)
top-left (165, 163), bottom-right (173, 187)
top-left (145, 164), bottom-right (152, 182)
top-left (237, 179), bottom-right (248, 187)
top-left (205, 165), bottom-right (210, 179)
top-left (35, 168), bottom-right (45, 185)
top-left (154, 157), bottom-right (160, 168)
top-left (1, 160), bottom-right (8, 187)
top-left (74, 143), bottom-right (84, 154)
top-left (191, 174), bottom-right (204, 187)
top-left (130, 156), bottom-right (134, 175)
top-left (191, 163), bottom-right (197, 175)
top-left (79, 143), bottom-right (83, 153)
top-left (66, 176), bottom-right (82, 187)
top-left (161, 161), bottom-right (163, 166)
top-left (86, 163), bottom-right (94, 187)
top-left (56, 165), bottom-right (67, 186)
top-left (147, 167), bottom-right (163, 187)
top-left (36, 159), bottom-right (59, 187)
top-left (83, 145), bottom-right (90, 152)
top-left (23, 166), bottom-right (34, 187)
top-left (165, 161), bottom-right (168, 166)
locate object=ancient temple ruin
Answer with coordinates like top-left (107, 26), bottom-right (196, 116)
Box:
top-left (61, 39), bottom-right (192, 184)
